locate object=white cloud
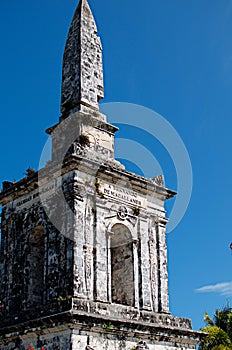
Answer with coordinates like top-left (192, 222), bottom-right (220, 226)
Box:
top-left (196, 282), bottom-right (232, 297)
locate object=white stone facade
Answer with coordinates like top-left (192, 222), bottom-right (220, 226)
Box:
top-left (0, 0), bottom-right (204, 349)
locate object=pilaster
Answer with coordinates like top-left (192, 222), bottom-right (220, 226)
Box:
top-left (133, 239), bottom-right (140, 309)
top-left (94, 203), bottom-right (108, 302)
top-left (156, 217), bottom-right (169, 313)
top-left (148, 217), bottom-right (159, 312)
top-left (73, 198), bottom-right (86, 297)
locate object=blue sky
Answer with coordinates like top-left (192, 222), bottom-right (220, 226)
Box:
top-left (1, 0), bottom-right (232, 331)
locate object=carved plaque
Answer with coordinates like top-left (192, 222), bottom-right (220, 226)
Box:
top-left (99, 182), bottom-right (147, 208)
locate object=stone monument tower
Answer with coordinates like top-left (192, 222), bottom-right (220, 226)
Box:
top-left (0, 0), bottom-right (203, 349)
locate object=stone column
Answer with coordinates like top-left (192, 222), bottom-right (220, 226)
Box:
top-left (139, 219), bottom-right (153, 310)
top-left (133, 239), bottom-right (140, 309)
top-left (148, 218), bottom-right (159, 312)
top-left (83, 244), bottom-right (93, 300)
top-left (73, 199), bottom-right (86, 297)
top-left (156, 217), bottom-right (169, 313)
top-left (83, 203), bottom-right (94, 300)
top-left (107, 233), bottom-right (112, 303)
top-left (94, 203), bottom-right (108, 302)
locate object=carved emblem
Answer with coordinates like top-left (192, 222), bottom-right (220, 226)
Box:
top-left (73, 142), bottom-right (87, 156)
top-left (117, 206), bottom-right (128, 220)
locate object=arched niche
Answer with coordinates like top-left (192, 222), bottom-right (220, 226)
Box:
top-left (110, 224), bottom-right (134, 306)
top-left (27, 225), bottom-right (45, 307)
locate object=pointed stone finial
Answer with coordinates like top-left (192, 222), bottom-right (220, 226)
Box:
top-left (61, 0), bottom-right (104, 117)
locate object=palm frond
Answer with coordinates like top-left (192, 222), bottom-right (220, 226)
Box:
top-left (205, 312), bottom-right (215, 326)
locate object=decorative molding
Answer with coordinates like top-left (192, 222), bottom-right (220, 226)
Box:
top-left (151, 175), bottom-right (165, 187)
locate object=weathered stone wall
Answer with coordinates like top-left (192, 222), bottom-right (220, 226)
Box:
top-left (0, 332), bottom-right (198, 350)
top-left (0, 172), bottom-right (76, 324)
top-left (111, 242), bottom-right (134, 306)
top-left (0, 132), bottom-right (202, 350)
top-left (0, 156), bottom-right (174, 328)
top-left (0, 316), bottom-right (202, 350)
top-left (0, 328), bottom-right (72, 350)
top-left (48, 112), bottom-right (117, 164)
top-left (0, 130), bottom-right (189, 347)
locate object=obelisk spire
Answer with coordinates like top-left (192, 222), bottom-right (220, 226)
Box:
top-left (61, 0), bottom-right (104, 117)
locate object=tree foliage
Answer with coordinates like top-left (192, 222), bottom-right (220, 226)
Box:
top-left (199, 326), bottom-right (231, 350)
top-left (199, 306), bottom-right (232, 350)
